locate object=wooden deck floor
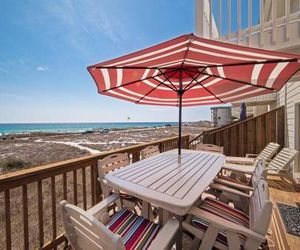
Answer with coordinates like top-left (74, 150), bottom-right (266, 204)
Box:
top-left (267, 176), bottom-right (300, 250)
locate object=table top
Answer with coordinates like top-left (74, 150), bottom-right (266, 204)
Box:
top-left (105, 149), bottom-right (225, 215)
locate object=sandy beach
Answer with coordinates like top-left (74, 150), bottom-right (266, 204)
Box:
top-left (0, 124), bottom-right (210, 174)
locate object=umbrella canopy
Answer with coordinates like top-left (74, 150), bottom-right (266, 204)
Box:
top-left (87, 33), bottom-right (300, 154)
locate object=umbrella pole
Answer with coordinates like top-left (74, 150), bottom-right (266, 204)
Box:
top-left (178, 90), bottom-right (183, 155)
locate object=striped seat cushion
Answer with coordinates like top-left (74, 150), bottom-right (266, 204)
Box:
top-left (192, 197), bottom-right (249, 247)
top-left (119, 192), bottom-right (138, 201)
top-left (217, 175), bottom-right (250, 186)
top-left (106, 208), bottom-right (161, 250)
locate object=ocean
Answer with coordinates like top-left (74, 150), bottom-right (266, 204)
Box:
top-left (0, 122), bottom-right (178, 135)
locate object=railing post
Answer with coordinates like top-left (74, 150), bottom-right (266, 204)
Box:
top-left (91, 162), bottom-right (102, 205)
top-left (132, 151), bottom-right (140, 163)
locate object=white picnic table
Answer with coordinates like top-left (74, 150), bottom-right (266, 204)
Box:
top-left (105, 149), bottom-right (225, 216)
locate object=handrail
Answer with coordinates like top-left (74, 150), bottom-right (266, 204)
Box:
top-left (189, 131), bottom-right (204, 145)
top-left (0, 134), bottom-right (189, 249)
top-left (0, 135), bottom-right (189, 191)
top-left (205, 106), bottom-right (283, 136)
top-left (201, 106), bottom-right (285, 157)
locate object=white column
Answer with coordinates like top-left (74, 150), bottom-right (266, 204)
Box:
top-left (285, 0), bottom-right (290, 41)
top-left (248, 0), bottom-right (252, 46)
top-left (260, 0), bottom-right (264, 47)
top-left (228, 0), bottom-right (231, 40)
top-left (218, 0), bottom-right (222, 38)
top-left (209, 0), bottom-right (213, 39)
top-left (237, 0), bottom-right (241, 44)
top-left (195, 0), bottom-right (204, 37)
top-left (272, 0), bottom-right (277, 45)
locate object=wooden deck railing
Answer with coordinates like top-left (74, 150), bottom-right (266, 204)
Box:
top-left (202, 106), bottom-right (285, 156)
top-left (0, 135), bottom-right (189, 250)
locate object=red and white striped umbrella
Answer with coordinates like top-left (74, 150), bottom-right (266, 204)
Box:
top-left (87, 33), bottom-right (300, 154)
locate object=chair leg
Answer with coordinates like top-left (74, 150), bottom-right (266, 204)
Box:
top-left (192, 238), bottom-right (201, 250)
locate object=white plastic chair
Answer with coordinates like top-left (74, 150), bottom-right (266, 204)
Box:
top-left (60, 194), bottom-right (179, 250)
top-left (183, 179), bottom-right (272, 250)
top-left (225, 142), bottom-right (280, 165)
top-left (141, 145), bottom-right (160, 159)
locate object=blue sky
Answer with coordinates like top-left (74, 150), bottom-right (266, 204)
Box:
top-left (0, 0), bottom-right (247, 123)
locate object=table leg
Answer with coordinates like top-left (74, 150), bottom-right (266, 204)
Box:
top-left (141, 201), bottom-right (151, 219)
top-left (176, 215), bottom-right (183, 250)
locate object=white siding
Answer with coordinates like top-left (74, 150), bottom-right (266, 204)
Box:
top-left (277, 81), bottom-right (300, 171)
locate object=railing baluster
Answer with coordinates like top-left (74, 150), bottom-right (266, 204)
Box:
top-left (82, 167), bottom-right (87, 210)
top-left (5, 190), bottom-right (11, 250)
top-left (23, 185), bottom-right (29, 250)
top-left (90, 164), bottom-right (96, 206)
top-left (51, 176), bottom-right (57, 244)
top-left (37, 180), bottom-right (44, 247)
top-left (94, 162), bottom-right (102, 203)
top-left (63, 173), bottom-right (67, 200)
top-left (73, 170), bottom-right (78, 205)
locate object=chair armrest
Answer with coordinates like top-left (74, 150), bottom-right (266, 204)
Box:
top-left (87, 193), bottom-right (120, 217)
top-left (210, 183), bottom-right (251, 198)
top-left (245, 154), bottom-right (258, 158)
top-left (222, 164), bottom-right (255, 175)
top-left (187, 207), bottom-right (264, 241)
top-left (97, 177), bottom-right (107, 185)
top-left (148, 218), bottom-right (179, 250)
top-left (225, 156), bottom-right (255, 165)
top-left (213, 178), bottom-right (254, 192)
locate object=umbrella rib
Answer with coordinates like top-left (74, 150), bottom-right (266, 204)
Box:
top-left (184, 70), bottom-right (224, 103)
top-left (184, 75), bottom-right (210, 92)
top-left (180, 36), bottom-right (192, 68)
top-left (201, 58), bottom-right (299, 69)
top-left (90, 57), bottom-right (298, 72)
top-left (200, 71), bottom-right (275, 91)
top-left (135, 82), bottom-right (163, 104)
top-left (157, 68), bottom-right (179, 92)
top-left (135, 70), bottom-right (179, 104)
top-left (152, 76), bottom-right (178, 92)
top-left (183, 68), bottom-right (207, 91)
top-left (102, 70), bottom-right (174, 92)
top-left (184, 68), bottom-right (275, 91)
top-left (91, 65), bottom-right (182, 70)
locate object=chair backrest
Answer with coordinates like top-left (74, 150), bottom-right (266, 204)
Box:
top-left (249, 179), bottom-right (273, 235)
top-left (196, 144), bottom-right (224, 154)
top-left (251, 159), bottom-right (265, 188)
top-left (98, 153), bottom-right (129, 197)
top-left (257, 142), bottom-right (280, 162)
top-left (98, 153), bottom-right (129, 179)
top-left (268, 147), bottom-right (298, 172)
top-left (60, 200), bottom-right (125, 250)
top-left (141, 145), bottom-right (160, 159)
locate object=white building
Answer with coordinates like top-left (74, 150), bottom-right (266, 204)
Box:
top-left (195, 0), bottom-right (300, 177)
